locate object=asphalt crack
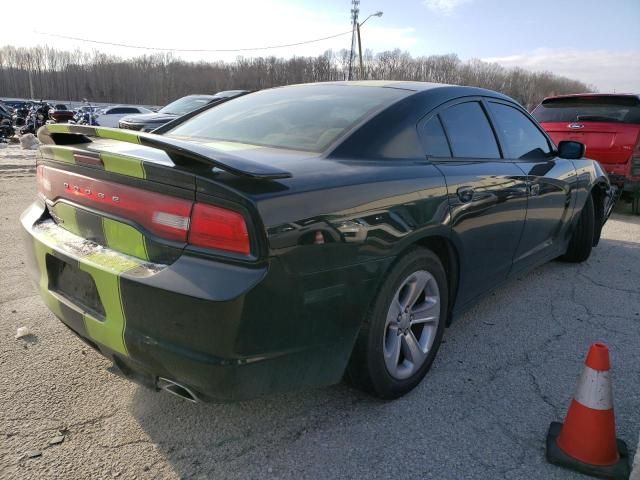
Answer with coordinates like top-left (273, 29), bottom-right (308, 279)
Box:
top-left (577, 271), bottom-right (640, 295)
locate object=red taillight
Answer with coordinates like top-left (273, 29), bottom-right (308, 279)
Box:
top-left (38, 165), bottom-right (252, 256)
top-left (39, 166), bottom-right (192, 242)
top-left (189, 203), bottom-right (250, 255)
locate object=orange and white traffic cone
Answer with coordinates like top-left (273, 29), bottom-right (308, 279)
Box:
top-left (546, 343), bottom-right (631, 479)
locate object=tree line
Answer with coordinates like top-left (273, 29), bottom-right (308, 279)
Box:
top-left (0, 45), bottom-right (590, 109)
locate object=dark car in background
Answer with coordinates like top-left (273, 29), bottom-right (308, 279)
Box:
top-left (0, 102), bottom-right (11, 119)
top-left (118, 90), bottom-right (248, 132)
top-left (49, 104), bottom-right (75, 123)
top-left (23, 82), bottom-right (614, 402)
top-left (0, 102), bottom-right (13, 139)
top-left (2, 100), bottom-right (32, 114)
top-left (532, 94), bottom-right (640, 212)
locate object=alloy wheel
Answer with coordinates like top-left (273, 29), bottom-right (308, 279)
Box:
top-left (383, 270), bottom-right (441, 380)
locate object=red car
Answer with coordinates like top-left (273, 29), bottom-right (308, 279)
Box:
top-left (532, 94), bottom-right (640, 213)
top-left (48, 104), bottom-right (75, 123)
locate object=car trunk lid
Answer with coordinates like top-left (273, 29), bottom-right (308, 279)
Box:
top-left (540, 121), bottom-right (640, 166)
top-left (36, 124), bottom-right (290, 262)
top-left (532, 95), bottom-right (640, 168)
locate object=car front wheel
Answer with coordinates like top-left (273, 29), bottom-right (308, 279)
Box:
top-left (347, 248), bottom-right (448, 399)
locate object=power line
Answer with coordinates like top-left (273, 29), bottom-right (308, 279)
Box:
top-left (34, 30), bottom-right (353, 53)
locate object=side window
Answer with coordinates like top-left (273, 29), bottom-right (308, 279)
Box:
top-left (488, 102), bottom-right (551, 159)
top-left (377, 125), bottom-right (425, 159)
top-left (440, 102), bottom-right (500, 159)
top-left (108, 108), bottom-right (123, 114)
top-left (419, 116), bottom-right (451, 157)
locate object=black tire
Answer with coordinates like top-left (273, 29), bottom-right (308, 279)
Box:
top-left (346, 248), bottom-right (448, 399)
top-left (560, 194), bottom-right (595, 263)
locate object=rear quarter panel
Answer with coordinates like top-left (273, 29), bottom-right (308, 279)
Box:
top-left (250, 160), bottom-right (450, 358)
top-left (570, 158), bottom-right (611, 218)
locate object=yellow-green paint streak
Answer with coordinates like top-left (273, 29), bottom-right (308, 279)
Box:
top-left (100, 152), bottom-right (146, 179)
top-left (80, 252), bottom-right (139, 356)
top-left (95, 128), bottom-right (141, 144)
top-left (50, 203), bottom-right (80, 236)
top-left (102, 217), bottom-right (149, 260)
top-left (44, 124), bottom-right (72, 134)
top-left (29, 218), bottom-right (162, 357)
top-left (40, 145), bottom-right (76, 164)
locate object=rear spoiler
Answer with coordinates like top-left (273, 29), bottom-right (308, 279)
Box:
top-left (38, 124), bottom-right (292, 180)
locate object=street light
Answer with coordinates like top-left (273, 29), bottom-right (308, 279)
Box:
top-left (360, 11), bottom-right (384, 26)
top-left (357, 11), bottom-right (383, 79)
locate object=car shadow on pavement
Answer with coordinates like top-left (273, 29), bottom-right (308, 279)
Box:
top-left (128, 379), bottom-right (385, 478)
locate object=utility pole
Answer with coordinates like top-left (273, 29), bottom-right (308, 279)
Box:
top-left (354, 11), bottom-right (383, 81)
top-left (28, 70), bottom-right (34, 100)
top-left (357, 22), bottom-right (363, 79)
top-left (348, 0), bottom-right (360, 81)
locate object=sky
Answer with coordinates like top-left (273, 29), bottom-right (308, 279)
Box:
top-left (0, 0), bottom-right (638, 92)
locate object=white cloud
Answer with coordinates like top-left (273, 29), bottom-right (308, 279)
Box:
top-left (422, 0), bottom-right (473, 15)
top-left (482, 49), bottom-right (640, 93)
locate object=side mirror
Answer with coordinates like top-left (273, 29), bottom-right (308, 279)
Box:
top-left (558, 140), bottom-right (585, 159)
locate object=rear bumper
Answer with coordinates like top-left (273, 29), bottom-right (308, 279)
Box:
top-left (21, 201), bottom-right (375, 401)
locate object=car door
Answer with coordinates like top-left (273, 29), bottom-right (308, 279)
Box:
top-left (98, 107), bottom-right (119, 128)
top-left (485, 100), bottom-right (577, 273)
top-left (418, 99), bottom-right (529, 307)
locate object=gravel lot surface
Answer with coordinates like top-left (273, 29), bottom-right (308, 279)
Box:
top-left (1, 143), bottom-right (638, 480)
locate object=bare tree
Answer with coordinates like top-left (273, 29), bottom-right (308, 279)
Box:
top-left (0, 45), bottom-right (592, 109)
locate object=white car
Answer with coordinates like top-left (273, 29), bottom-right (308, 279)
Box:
top-left (95, 105), bottom-right (152, 128)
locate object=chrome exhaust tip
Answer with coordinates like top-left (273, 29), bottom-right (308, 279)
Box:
top-left (157, 377), bottom-right (199, 403)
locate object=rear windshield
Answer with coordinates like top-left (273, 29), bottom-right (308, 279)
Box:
top-left (159, 96), bottom-right (214, 116)
top-left (166, 85), bottom-right (407, 152)
top-left (532, 96), bottom-right (640, 124)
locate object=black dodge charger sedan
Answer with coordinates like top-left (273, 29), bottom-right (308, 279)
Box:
top-left (22, 81), bottom-right (615, 402)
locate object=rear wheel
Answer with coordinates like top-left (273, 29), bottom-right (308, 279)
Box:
top-left (560, 194), bottom-right (595, 263)
top-left (347, 248), bottom-right (447, 399)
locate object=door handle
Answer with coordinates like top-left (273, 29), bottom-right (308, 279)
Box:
top-left (529, 183), bottom-right (540, 196)
top-left (457, 186), bottom-right (475, 203)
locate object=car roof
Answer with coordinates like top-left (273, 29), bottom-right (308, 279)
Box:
top-left (542, 93), bottom-right (640, 102)
top-left (282, 80), bottom-right (516, 103)
top-left (308, 80), bottom-right (447, 91)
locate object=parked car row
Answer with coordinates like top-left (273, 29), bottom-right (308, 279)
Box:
top-left (0, 90), bottom-right (248, 136)
top-left (118, 90), bottom-right (248, 131)
top-left (0, 99), bottom-right (100, 134)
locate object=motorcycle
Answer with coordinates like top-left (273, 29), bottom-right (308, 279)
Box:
top-left (12, 104), bottom-right (29, 127)
top-left (71, 100), bottom-right (99, 126)
top-left (0, 106), bottom-right (14, 141)
top-left (19, 102), bottom-right (52, 135)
